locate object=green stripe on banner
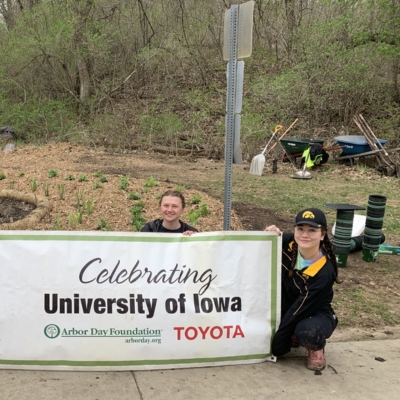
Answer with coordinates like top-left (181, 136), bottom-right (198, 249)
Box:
top-left (268, 236), bottom-right (279, 347)
top-left (0, 353), bottom-right (271, 367)
top-left (0, 233), bottom-right (275, 243)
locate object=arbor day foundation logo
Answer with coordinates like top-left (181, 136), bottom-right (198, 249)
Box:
top-left (44, 324), bottom-right (60, 339)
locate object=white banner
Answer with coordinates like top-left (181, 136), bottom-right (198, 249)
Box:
top-left (0, 231), bottom-right (281, 371)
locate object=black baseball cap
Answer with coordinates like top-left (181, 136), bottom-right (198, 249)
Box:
top-left (294, 208), bottom-right (327, 228)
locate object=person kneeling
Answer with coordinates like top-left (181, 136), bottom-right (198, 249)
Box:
top-left (265, 208), bottom-right (341, 371)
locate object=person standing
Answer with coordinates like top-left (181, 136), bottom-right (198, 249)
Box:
top-left (265, 208), bottom-right (341, 371)
top-left (141, 190), bottom-right (198, 236)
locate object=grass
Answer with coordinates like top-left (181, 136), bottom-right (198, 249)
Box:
top-left (220, 165), bottom-right (400, 239)
top-left (337, 286), bottom-right (399, 326)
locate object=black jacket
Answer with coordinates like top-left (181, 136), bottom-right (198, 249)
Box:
top-left (140, 218), bottom-right (198, 233)
top-left (272, 233), bottom-right (337, 356)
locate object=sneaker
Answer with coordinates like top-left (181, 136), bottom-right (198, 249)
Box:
top-left (306, 349), bottom-right (326, 371)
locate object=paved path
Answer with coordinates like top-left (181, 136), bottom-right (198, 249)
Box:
top-left (1, 338), bottom-right (399, 400)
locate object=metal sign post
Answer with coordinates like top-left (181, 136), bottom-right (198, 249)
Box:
top-left (223, 1), bottom-right (254, 230)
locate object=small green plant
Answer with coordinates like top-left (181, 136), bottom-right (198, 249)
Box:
top-left (93, 181), bottom-right (103, 189)
top-left (75, 190), bottom-right (85, 212)
top-left (54, 215), bottom-right (62, 230)
top-left (118, 174), bottom-right (130, 190)
top-left (43, 182), bottom-right (50, 196)
top-left (48, 169), bottom-right (58, 178)
top-left (130, 200), bottom-right (146, 231)
top-left (67, 213), bottom-right (77, 229)
top-left (0, 173), bottom-right (6, 180)
top-left (187, 202), bottom-right (210, 225)
top-left (9, 180), bottom-right (15, 189)
top-left (175, 185), bottom-right (186, 192)
top-left (57, 184), bottom-right (65, 200)
top-left (130, 200), bottom-right (145, 214)
top-left (94, 171), bottom-right (108, 183)
top-left (190, 194), bottom-right (202, 204)
top-left (76, 211), bottom-right (83, 224)
top-left (127, 191), bottom-right (141, 200)
top-left (78, 174), bottom-right (87, 182)
top-left (65, 174), bottom-right (75, 181)
top-left (86, 198), bottom-right (97, 215)
top-left (97, 219), bottom-right (112, 231)
top-left (30, 178), bottom-right (38, 192)
top-left (132, 215), bottom-right (146, 231)
top-left (19, 172), bottom-right (25, 177)
top-left (68, 211), bottom-right (83, 228)
top-left (198, 202), bottom-right (211, 216)
top-left (144, 175), bottom-right (158, 188)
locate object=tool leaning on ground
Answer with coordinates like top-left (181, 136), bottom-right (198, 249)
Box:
top-left (250, 125), bottom-right (283, 176)
top-left (292, 147), bottom-right (312, 179)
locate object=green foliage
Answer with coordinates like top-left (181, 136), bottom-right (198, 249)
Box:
top-left (131, 215), bottom-right (146, 232)
top-left (130, 200), bottom-right (146, 231)
top-left (0, 173), bottom-right (5, 180)
top-left (57, 184), bottom-right (65, 200)
top-left (93, 171), bottom-right (107, 182)
top-left (75, 190), bottom-right (85, 212)
top-left (65, 174), bottom-right (75, 181)
top-left (97, 219), bottom-right (112, 231)
top-left (9, 180), bottom-right (15, 189)
top-left (190, 194), bottom-right (202, 204)
top-left (127, 191), bottom-right (141, 200)
top-left (54, 215), bottom-right (62, 230)
top-left (19, 172), bottom-right (25, 177)
top-left (67, 212), bottom-right (83, 228)
top-left (86, 198), bottom-right (96, 215)
top-left (43, 182), bottom-right (50, 196)
top-left (139, 111), bottom-right (184, 147)
top-left (30, 178), bottom-right (38, 192)
top-left (0, 0), bottom-right (398, 150)
top-left (78, 174), bottom-right (87, 182)
top-left (175, 185), bottom-right (186, 192)
top-left (144, 176), bottom-right (158, 188)
top-left (98, 175), bottom-right (108, 183)
top-left (67, 213), bottom-right (76, 229)
top-left (118, 175), bottom-right (130, 191)
top-left (48, 169), bottom-right (58, 178)
top-left (0, 98), bottom-right (77, 143)
top-left (187, 203), bottom-right (211, 225)
top-left (93, 181), bottom-right (103, 189)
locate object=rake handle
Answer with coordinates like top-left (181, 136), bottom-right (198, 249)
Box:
top-left (261, 125), bottom-right (283, 156)
top-left (267, 119), bottom-right (298, 155)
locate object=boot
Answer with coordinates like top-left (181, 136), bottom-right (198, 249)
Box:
top-left (306, 349), bottom-right (326, 371)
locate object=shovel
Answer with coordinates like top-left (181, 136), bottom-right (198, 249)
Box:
top-left (292, 147), bottom-right (312, 179)
top-left (249, 125), bottom-right (283, 176)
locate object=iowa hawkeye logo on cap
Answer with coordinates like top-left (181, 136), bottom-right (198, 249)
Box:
top-left (302, 211), bottom-right (315, 219)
